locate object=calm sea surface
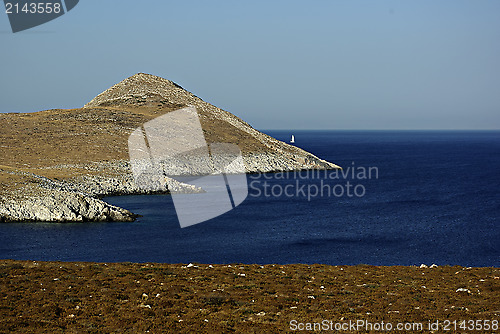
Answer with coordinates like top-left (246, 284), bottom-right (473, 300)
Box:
top-left (1, 131), bottom-right (499, 266)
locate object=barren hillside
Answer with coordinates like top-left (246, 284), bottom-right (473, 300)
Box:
top-left (0, 73), bottom-right (340, 222)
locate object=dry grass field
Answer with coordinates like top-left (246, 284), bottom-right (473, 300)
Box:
top-left (0, 260), bottom-right (498, 333)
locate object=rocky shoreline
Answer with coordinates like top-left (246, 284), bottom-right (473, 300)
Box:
top-left (1, 154), bottom-right (337, 223)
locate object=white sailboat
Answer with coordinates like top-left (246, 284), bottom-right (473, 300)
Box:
top-left (290, 134), bottom-right (295, 143)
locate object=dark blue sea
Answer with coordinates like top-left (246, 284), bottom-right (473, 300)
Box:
top-left (1, 131), bottom-right (499, 267)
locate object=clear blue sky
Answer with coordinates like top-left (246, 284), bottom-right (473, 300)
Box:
top-left (1, 0), bottom-right (499, 129)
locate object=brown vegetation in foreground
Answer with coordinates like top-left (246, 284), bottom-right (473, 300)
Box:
top-left (0, 260), bottom-right (498, 333)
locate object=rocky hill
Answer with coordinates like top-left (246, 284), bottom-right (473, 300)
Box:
top-left (0, 73), bottom-right (340, 222)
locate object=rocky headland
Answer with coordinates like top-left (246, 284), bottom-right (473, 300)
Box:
top-left (0, 73), bottom-right (340, 222)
